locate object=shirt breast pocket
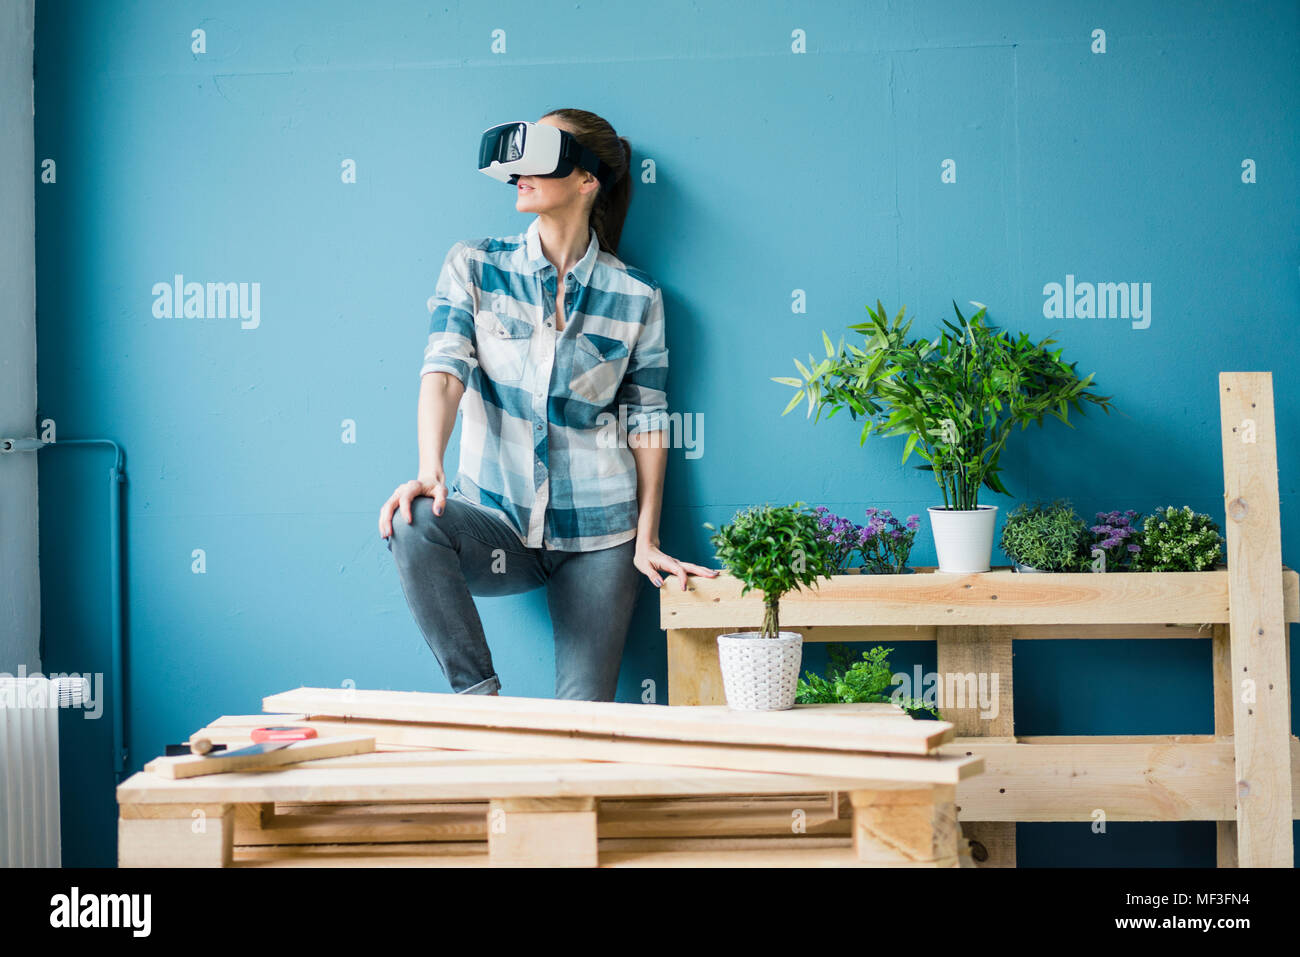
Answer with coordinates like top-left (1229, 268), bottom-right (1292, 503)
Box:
top-left (474, 307), bottom-right (533, 384)
top-left (569, 332), bottom-right (631, 405)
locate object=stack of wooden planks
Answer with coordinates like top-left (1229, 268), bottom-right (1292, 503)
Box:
top-left (115, 688), bottom-right (983, 868)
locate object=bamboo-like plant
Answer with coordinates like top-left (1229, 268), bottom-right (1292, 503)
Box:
top-left (704, 502), bottom-right (836, 637)
top-left (774, 301), bottom-right (1116, 509)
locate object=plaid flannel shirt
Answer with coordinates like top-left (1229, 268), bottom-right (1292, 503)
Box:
top-left (420, 216), bottom-right (669, 551)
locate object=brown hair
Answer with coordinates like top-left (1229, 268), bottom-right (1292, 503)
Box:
top-left (542, 108), bottom-right (632, 256)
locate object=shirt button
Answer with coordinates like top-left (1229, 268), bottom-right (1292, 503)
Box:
top-left (535, 423), bottom-right (543, 431)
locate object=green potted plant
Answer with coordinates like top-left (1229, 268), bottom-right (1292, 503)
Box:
top-left (999, 499), bottom-right (1092, 572)
top-left (1132, 505), bottom-right (1224, 571)
top-left (775, 301), bottom-right (1115, 573)
top-left (704, 502), bottom-right (836, 710)
top-left (795, 644), bottom-right (940, 719)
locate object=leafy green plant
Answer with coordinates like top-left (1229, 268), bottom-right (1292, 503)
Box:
top-left (999, 499), bottom-right (1091, 571)
top-left (1132, 505), bottom-right (1224, 571)
top-left (774, 301), bottom-right (1115, 510)
top-left (795, 644), bottom-right (940, 718)
top-left (704, 502), bottom-right (836, 637)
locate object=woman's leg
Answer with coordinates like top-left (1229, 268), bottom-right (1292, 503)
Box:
top-left (544, 538), bottom-right (645, 701)
top-left (386, 496), bottom-right (543, 694)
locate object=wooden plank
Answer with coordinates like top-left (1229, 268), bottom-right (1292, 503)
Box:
top-left (291, 717), bottom-right (983, 784)
top-left (1220, 371), bottom-right (1294, 867)
top-left (488, 798), bottom-right (598, 867)
top-left (142, 734), bottom-right (375, 779)
top-left (262, 688), bottom-right (950, 755)
top-left (666, 628), bottom-right (726, 705)
top-left (659, 567), bottom-right (1300, 628)
top-left (119, 804), bottom-right (234, 867)
top-left (794, 623), bottom-right (1220, 642)
top-left (946, 735), bottom-right (1300, 821)
top-left (849, 785), bottom-right (958, 866)
top-left (231, 840), bottom-right (878, 868)
top-left (116, 758), bottom-right (981, 806)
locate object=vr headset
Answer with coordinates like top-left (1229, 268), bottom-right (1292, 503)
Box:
top-left (478, 121), bottom-right (617, 190)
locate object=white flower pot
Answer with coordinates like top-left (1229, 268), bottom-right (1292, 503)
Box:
top-left (716, 631), bottom-right (803, 711)
top-left (928, 505), bottom-right (999, 573)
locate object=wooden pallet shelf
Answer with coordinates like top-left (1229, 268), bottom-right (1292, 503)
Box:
top-left (661, 371), bottom-right (1297, 867)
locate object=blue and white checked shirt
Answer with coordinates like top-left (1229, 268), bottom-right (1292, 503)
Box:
top-left (421, 216), bottom-right (669, 551)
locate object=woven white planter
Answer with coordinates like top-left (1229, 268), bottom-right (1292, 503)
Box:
top-left (716, 631), bottom-right (804, 711)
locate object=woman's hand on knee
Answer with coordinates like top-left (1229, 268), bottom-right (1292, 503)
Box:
top-left (379, 471), bottom-right (449, 538)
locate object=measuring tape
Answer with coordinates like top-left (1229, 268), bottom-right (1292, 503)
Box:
top-left (250, 726), bottom-right (319, 743)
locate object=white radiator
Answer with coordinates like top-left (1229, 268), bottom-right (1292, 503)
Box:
top-left (0, 675), bottom-right (89, 867)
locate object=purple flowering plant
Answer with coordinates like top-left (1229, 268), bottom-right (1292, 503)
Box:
top-left (813, 507), bottom-right (921, 574)
top-left (811, 506), bottom-right (864, 572)
top-left (858, 507), bottom-right (921, 574)
top-left (1086, 509), bottom-right (1144, 572)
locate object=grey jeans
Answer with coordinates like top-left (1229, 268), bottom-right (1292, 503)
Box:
top-left (385, 495), bottom-right (644, 700)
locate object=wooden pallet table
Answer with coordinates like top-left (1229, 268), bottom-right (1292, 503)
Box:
top-left (661, 371), bottom-right (1298, 867)
top-left (116, 695), bottom-right (983, 868)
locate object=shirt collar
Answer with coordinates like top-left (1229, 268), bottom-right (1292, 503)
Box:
top-left (524, 216), bottom-right (599, 287)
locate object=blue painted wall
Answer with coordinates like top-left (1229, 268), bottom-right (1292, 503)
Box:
top-left (34, 0), bottom-right (1298, 866)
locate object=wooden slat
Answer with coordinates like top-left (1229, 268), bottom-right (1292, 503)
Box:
top-left (946, 735), bottom-right (1300, 821)
top-left (262, 687), bottom-right (949, 755)
top-left (1220, 371), bottom-right (1294, 866)
top-left (116, 758), bottom-right (980, 806)
top-left (231, 839), bottom-right (879, 868)
top-left (142, 734), bottom-right (375, 779)
top-left (289, 717), bottom-right (983, 784)
top-left (659, 567), bottom-right (1300, 628)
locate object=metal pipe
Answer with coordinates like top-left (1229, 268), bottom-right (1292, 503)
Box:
top-left (0, 436), bottom-right (128, 780)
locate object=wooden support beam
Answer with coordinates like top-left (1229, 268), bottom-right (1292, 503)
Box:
top-left (849, 785), bottom-right (958, 867)
top-left (119, 803), bottom-right (234, 867)
top-left (938, 624), bottom-right (1016, 867)
top-left (1220, 371), bottom-right (1294, 867)
top-left (487, 797), bottom-right (598, 867)
top-left (666, 628), bottom-right (726, 705)
top-left (1211, 623), bottom-right (1238, 867)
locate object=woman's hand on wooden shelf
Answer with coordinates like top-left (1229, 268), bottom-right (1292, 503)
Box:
top-left (634, 542), bottom-right (720, 591)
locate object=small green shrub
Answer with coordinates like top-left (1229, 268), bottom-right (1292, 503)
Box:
top-left (704, 502), bottom-right (836, 637)
top-left (795, 643), bottom-right (940, 718)
top-left (1132, 505), bottom-right (1224, 571)
top-left (999, 499), bottom-right (1091, 571)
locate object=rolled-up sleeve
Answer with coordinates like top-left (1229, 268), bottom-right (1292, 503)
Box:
top-left (617, 285), bottom-right (669, 434)
top-left (420, 241), bottom-right (478, 384)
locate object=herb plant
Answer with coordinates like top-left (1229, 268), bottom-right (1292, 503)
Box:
top-left (795, 643), bottom-right (939, 717)
top-left (999, 500), bottom-right (1091, 571)
top-left (704, 502), bottom-right (836, 638)
top-left (774, 301), bottom-right (1115, 510)
top-left (1132, 505), bottom-right (1224, 572)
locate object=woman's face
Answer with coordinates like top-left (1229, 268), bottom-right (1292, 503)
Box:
top-left (515, 117), bottom-right (599, 214)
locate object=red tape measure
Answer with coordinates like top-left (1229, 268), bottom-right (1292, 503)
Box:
top-left (250, 725), bottom-right (318, 743)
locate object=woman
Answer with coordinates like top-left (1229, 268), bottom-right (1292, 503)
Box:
top-left (378, 108), bottom-right (717, 701)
